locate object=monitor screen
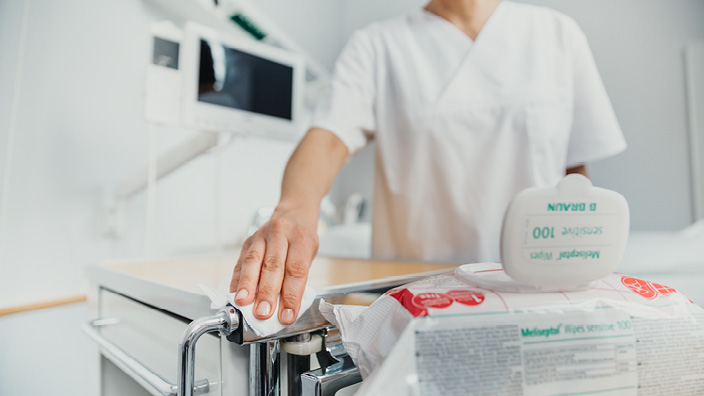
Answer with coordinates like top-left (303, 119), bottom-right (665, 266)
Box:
top-left (197, 39), bottom-right (294, 121)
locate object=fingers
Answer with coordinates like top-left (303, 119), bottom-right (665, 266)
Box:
top-left (252, 231), bottom-right (288, 320)
top-left (230, 238), bottom-right (253, 293)
top-left (278, 242), bottom-right (313, 325)
top-left (233, 235), bottom-right (266, 306)
top-left (230, 217), bottom-right (317, 325)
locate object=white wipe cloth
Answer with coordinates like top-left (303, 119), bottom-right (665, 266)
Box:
top-left (200, 280), bottom-right (317, 337)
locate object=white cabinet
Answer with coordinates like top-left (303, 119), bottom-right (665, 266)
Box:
top-left (84, 255), bottom-right (455, 396)
top-left (96, 288), bottom-right (249, 396)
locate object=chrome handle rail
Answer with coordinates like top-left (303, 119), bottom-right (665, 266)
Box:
top-left (177, 308), bottom-right (239, 396)
top-left (82, 318), bottom-right (210, 396)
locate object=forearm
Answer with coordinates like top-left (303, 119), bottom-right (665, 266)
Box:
top-left (275, 128), bottom-right (349, 223)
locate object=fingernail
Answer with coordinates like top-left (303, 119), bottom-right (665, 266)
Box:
top-left (255, 301), bottom-right (270, 316)
top-left (235, 289), bottom-right (248, 301)
top-left (281, 309), bottom-right (294, 324)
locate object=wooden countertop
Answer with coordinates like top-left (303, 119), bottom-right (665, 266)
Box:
top-left (88, 255), bottom-right (460, 321)
top-left (101, 255), bottom-right (459, 294)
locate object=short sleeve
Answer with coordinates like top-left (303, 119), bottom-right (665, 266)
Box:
top-left (311, 30), bottom-right (376, 158)
top-left (566, 22), bottom-right (627, 167)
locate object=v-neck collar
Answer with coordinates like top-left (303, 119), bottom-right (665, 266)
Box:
top-left (415, 2), bottom-right (510, 105)
top-left (419, 1), bottom-right (506, 46)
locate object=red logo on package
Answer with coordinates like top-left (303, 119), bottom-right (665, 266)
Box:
top-left (411, 293), bottom-right (453, 310)
top-left (387, 288), bottom-right (428, 317)
top-left (649, 282), bottom-right (677, 296)
top-left (621, 276), bottom-right (676, 300)
top-left (447, 290), bottom-right (485, 306)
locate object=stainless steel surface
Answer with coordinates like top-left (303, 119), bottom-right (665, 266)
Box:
top-left (86, 264), bottom-right (214, 321)
top-left (300, 328), bottom-right (361, 396)
top-left (82, 318), bottom-right (211, 396)
top-left (237, 300), bottom-right (328, 344)
top-left (177, 307), bottom-right (239, 396)
top-left (320, 328), bottom-right (346, 364)
top-left (250, 341), bottom-right (280, 396)
top-left (237, 293), bottom-right (379, 345)
top-left (301, 355), bottom-right (360, 396)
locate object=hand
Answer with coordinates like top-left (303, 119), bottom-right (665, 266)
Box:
top-left (229, 209), bottom-right (319, 325)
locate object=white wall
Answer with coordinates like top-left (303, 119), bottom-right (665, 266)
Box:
top-left (516, 0), bottom-right (704, 231)
top-left (0, 0), bottom-right (340, 394)
top-left (0, 303), bottom-right (98, 396)
top-left (256, 0), bottom-right (345, 69)
top-left (331, 0), bottom-right (704, 232)
top-left (0, 0), bottom-right (342, 308)
top-left (0, 0), bottom-right (156, 308)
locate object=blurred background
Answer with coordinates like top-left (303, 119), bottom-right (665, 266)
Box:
top-left (0, 0), bottom-right (703, 395)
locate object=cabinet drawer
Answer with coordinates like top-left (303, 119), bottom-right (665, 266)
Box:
top-left (98, 288), bottom-right (222, 396)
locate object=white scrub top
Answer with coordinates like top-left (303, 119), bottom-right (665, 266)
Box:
top-left (312, 1), bottom-right (626, 263)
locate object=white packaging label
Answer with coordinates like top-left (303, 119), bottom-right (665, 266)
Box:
top-left (413, 310), bottom-right (638, 396)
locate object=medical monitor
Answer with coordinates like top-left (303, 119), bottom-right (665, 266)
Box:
top-left (181, 22), bottom-right (304, 139)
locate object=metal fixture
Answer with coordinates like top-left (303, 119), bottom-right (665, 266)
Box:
top-left (301, 328), bottom-right (362, 396)
top-left (177, 306), bottom-right (240, 396)
top-left (301, 355), bottom-right (360, 396)
top-left (282, 333), bottom-right (322, 396)
top-left (250, 340), bottom-right (281, 396)
top-left (85, 303), bottom-right (361, 396)
top-left (287, 350), bottom-right (310, 396)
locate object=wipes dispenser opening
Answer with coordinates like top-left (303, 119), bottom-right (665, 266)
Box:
top-left (456, 174), bottom-right (630, 292)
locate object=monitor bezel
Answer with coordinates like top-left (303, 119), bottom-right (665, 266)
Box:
top-left (180, 22), bottom-right (305, 140)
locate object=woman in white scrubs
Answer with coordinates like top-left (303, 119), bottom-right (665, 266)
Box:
top-left (230, 0), bottom-right (627, 325)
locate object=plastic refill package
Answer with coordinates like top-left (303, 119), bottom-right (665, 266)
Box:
top-left (321, 263), bottom-right (704, 395)
top-left (320, 176), bottom-right (704, 395)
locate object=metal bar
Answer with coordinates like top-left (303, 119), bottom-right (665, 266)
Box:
top-left (250, 340), bottom-right (280, 396)
top-left (82, 319), bottom-right (210, 396)
top-left (287, 354), bottom-right (310, 396)
top-left (177, 310), bottom-right (233, 396)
